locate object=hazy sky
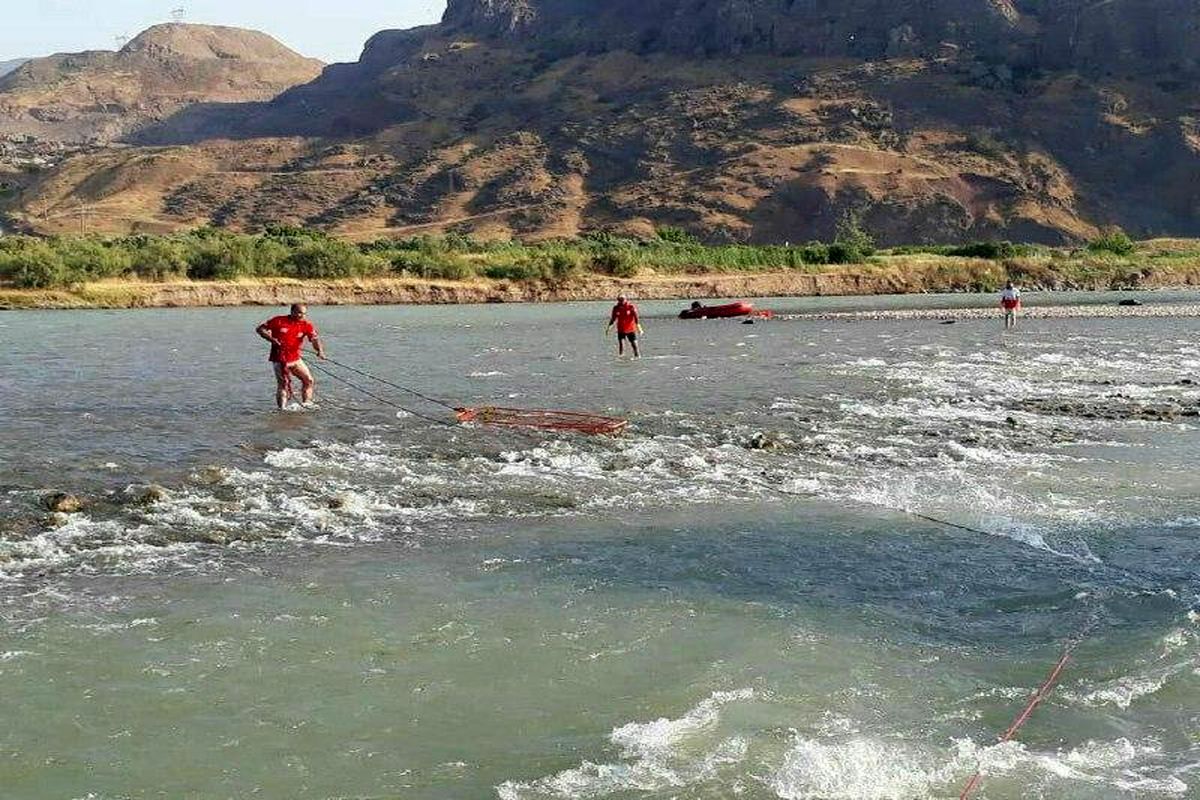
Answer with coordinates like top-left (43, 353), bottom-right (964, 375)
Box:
top-left (0, 0), bottom-right (447, 64)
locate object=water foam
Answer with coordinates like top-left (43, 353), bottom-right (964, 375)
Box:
top-left (769, 735), bottom-right (954, 800)
top-left (496, 689), bottom-right (754, 799)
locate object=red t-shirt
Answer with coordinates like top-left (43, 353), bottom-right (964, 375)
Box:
top-left (610, 302), bottom-right (639, 334)
top-left (264, 315), bottom-right (316, 364)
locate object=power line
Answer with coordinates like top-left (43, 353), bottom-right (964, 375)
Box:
top-left (76, 202), bottom-right (91, 236)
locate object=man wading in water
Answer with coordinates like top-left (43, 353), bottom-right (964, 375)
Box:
top-left (606, 294), bottom-right (644, 358)
top-left (256, 304), bottom-right (326, 409)
top-left (1000, 281), bottom-right (1022, 330)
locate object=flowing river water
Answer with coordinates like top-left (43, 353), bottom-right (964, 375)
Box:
top-left (1, 295), bottom-right (1198, 799)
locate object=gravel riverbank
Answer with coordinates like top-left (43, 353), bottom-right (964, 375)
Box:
top-left (779, 302), bottom-right (1200, 322)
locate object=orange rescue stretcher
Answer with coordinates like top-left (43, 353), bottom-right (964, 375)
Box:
top-left (455, 406), bottom-right (629, 435)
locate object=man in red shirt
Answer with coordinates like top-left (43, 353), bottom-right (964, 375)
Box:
top-left (255, 304), bottom-right (326, 409)
top-left (606, 294), bottom-right (644, 358)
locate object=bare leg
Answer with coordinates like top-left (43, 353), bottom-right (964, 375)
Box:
top-left (617, 338), bottom-right (625, 357)
top-left (631, 339), bottom-right (640, 358)
top-left (290, 361), bottom-right (316, 405)
top-left (273, 363), bottom-right (291, 409)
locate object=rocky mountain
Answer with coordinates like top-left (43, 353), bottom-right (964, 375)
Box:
top-left (0, 59), bottom-right (29, 78)
top-left (0, 24), bottom-right (323, 143)
top-left (7, 2), bottom-right (1200, 243)
top-left (439, 0), bottom-right (1200, 75)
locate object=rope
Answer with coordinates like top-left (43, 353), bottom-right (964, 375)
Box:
top-left (308, 360), bottom-right (456, 428)
top-left (907, 511), bottom-right (994, 537)
top-left (745, 473), bottom-right (1110, 800)
top-left (958, 606), bottom-right (1104, 799)
top-left (320, 356), bottom-right (460, 412)
top-left (310, 356), bottom-right (546, 443)
top-left (316, 357), bottom-right (582, 443)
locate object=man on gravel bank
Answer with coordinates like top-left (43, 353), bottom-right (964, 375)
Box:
top-left (256, 304), bottom-right (326, 409)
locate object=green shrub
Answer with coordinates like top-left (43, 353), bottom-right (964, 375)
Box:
top-left (797, 242), bottom-right (831, 265)
top-left (1087, 227), bottom-right (1136, 256)
top-left (834, 210), bottom-right (876, 262)
top-left (593, 248), bottom-right (640, 278)
top-left (655, 226), bottom-right (698, 245)
top-left (285, 239), bottom-right (383, 279)
top-left (129, 238), bottom-right (190, 281)
top-left (0, 242), bottom-right (69, 288)
top-left (827, 243), bottom-right (863, 265)
top-left (540, 251), bottom-right (584, 280)
top-left (889, 244), bottom-right (952, 256)
top-left (54, 238), bottom-right (133, 280)
top-left (390, 250), bottom-right (475, 281)
top-left (482, 262), bottom-right (543, 281)
top-left (185, 237), bottom-right (260, 280)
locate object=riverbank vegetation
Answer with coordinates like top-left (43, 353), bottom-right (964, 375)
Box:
top-left (1, 223), bottom-right (1198, 295)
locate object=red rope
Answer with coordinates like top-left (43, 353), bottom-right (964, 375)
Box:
top-left (959, 627), bottom-right (1092, 799)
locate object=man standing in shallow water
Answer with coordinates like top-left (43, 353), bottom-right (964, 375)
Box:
top-left (606, 294), bottom-right (644, 358)
top-left (1000, 281), bottom-right (1022, 330)
top-left (256, 304), bottom-right (326, 409)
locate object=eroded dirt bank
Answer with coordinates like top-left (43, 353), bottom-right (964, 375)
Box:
top-left (3, 266), bottom-right (1199, 310)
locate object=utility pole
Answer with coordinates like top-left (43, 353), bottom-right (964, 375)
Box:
top-left (171, 7), bottom-right (186, 22)
top-left (77, 203), bottom-right (91, 236)
top-left (115, 34), bottom-right (129, 49)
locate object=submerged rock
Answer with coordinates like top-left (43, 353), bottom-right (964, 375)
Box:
top-left (121, 484), bottom-right (171, 506)
top-left (1118, 299), bottom-right (1144, 307)
top-left (190, 466), bottom-right (228, 486)
top-left (1013, 397), bottom-right (1187, 422)
top-left (41, 492), bottom-right (84, 514)
top-left (746, 431), bottom-right (789, 451)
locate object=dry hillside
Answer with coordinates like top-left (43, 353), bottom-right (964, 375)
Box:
top-left (6, 2), bottom-right (1200, 244)
top-left (0, 24), bottom-right (323, 144)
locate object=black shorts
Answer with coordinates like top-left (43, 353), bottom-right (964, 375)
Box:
top-left (618, 331), bottom-right (638, 343)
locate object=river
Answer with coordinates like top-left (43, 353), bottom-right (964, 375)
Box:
top-left (1, 294), bottom-right (1198, 799)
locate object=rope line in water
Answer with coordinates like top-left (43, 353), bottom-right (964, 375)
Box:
top-left (308, 360), bottom-right (456, 428)
top-left (310, 356), bottom-right (545, 442)
top-left (957, 607), bottom-right (1103, 800)
top-left (320, 356), bottom-right (460, 412)
top-left (315, 357), bottom-right (581, 442)
top-left (753, 476), bottom-right (1109, 800)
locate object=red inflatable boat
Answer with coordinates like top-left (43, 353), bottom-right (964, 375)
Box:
top-left (679, 301), bottom-right (755, 320)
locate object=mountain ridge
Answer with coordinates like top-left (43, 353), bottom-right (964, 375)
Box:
top-left (6, 4), bottom-right (1200, 244)
top-left (0, 59), bottom-right (28, 78)
top-left (0, 23), bottom-right (324, 144)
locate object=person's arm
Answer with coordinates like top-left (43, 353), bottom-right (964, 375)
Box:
top-left (605, 308), bottom-right (616, 334)
top-left (634, 307), bottom-right (644, 335)
top-left (256, 322), bottom-right (278, 346)
top-left (307, 326), bottom-right (326, 359)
